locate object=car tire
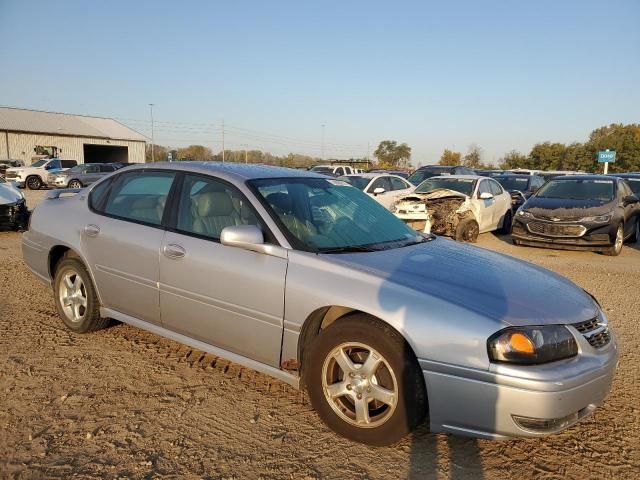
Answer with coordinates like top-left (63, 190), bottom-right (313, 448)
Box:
top-left (53, 256), bottom-right (109, 333)
top-left (628, 218), bottom-right (640, 244)
top-left (26, 175), bottom-right (42, 190)
top-left (498, 209), bottom-right (513, 235)
top-left (68, 179), bottom-right (83, 189)
top-left (305, 314), bottom-right (426, 446)
top-left (603, 223), bottom-right (624, 256)
top-left (455, 217), bottom-right (479, 243)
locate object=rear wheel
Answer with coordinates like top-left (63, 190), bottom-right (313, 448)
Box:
top-left (305, 315), bottom-right (426, 446)
top-left (26, 175), bottom-right (42, 190)
top-left (68, 179), bottom-right (83, 189)
top-left (499, 209), bottom-right (513, 235)
top-left (455, 217), bottom-right (479, 243)
top-left (53, 256), bottom-right (109, 333)
top-left (603, 223), bottom-right (624, 256)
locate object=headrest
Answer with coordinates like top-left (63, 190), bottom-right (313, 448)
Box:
top-left (196, 192), bottom-right (234, 217)
top-left (266, 192), bottom-right (292, 213)
top-left (131, 197), bottom-right (158, 209)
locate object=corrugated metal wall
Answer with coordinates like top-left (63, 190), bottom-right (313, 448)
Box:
top-left (0, 131), bottom-right (145, 163)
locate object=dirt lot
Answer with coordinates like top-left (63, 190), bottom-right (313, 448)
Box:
top-left (1, 189), bottom-right (639, 479)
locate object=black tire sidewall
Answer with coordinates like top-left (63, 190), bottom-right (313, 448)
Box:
top-left (501, 210), bottom-right (512, 234)
top-left (27, 176), bottom-right (42, 190)
top-left (305, 316), bottom-right (426, 446)
top-left (53, 258), bottom-right (99, 333)
top-left (456, 218), bottom-right (479, 242)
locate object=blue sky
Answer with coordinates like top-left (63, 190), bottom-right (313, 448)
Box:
top-left (1, 0), bottom-right (638, 165)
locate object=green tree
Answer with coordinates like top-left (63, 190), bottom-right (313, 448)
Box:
top-left (463, 144), bottom-right (483, 168)
top-left (374, 140), bottom-right (411, 168)
top-left (529, 142), bottom-right (566, 170)
top-left (438, 149), bottom-right (462, 166)
top-left (585, 123), bottom-right (640, 173)
top-left (499, 150), bottom-right (529, 169)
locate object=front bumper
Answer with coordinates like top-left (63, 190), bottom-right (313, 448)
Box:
top-left (512, 217), bottom-right (615, 251)
top-left (421, 331), bottom-right (618, 439)
top-left (0, 199), bottom-right (29, 230)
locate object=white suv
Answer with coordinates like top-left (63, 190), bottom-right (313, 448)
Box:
top-left (5, 158), bottom-right (78, 189)
top-left (310, 165), bottom-right (363, 176)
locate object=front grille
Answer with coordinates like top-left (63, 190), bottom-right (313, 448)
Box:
top-left (571, 317), bottom-right (611, 349)
top-left (573, 318), bottom-right (599, 333)
top-left (528, 221), bottom-right (586, 237)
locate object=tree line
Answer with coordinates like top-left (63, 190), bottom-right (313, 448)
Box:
top-left (438, 124), bottom-right (640, 173)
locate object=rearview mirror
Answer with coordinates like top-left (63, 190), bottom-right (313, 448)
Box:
top-left (220, 225), bottom-right (287, 259)
top-left (373, 187), bottom-right (386, 195)
top-left (623, 194), bottom-right (639, 206)
top-left (479, 192), bottom-right (494, 200)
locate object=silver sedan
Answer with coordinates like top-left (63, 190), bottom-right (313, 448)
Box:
top-left (22, 162), bottom-right (618, 445)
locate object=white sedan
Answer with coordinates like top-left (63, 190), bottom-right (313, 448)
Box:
top-left (393, 175), bottom-right (513, 242)
top-left (338, 173), bottom-right (414, 209)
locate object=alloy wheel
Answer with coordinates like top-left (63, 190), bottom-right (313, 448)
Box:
top-left (69, 180), bottom-right (81, 188)
top-left (321, 342), bottom-right (398, 428)
top-left (58, 270), bottom-right (88, 323)
top-left (614, 224), bottom-right (623, 253)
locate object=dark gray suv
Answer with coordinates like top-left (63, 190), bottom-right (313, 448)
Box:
top-left (48, 163), bottom-right (119, 189)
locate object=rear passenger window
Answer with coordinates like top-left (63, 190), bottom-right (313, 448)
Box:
top-left (176, 174), bottom-right (265, 241)
top-left (100, 165), bottom-right (116, 173)
top-left (103, 171), bottom-right (175, 226)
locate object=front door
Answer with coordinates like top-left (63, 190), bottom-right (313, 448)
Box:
top-left (159, 173), bottom-right (287, 367)
top-left (81, 170), bottom-right (176, 325)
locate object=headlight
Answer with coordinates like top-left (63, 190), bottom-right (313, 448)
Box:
top-left (517, 209), bottom-right (533, 219)
top-left (487, 326), bottom-right (578, 365)
top-left (579, 212), bottom-right (613, 223)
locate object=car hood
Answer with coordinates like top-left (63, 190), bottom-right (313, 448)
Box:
top-left (327, 239), bottom-right (598, 326)
top-left (399, 189), bottom-right (468, 202)
top-left (523, 196), bottom-right (614, 219)
top-left (0, 184), bottom-right (23, 204)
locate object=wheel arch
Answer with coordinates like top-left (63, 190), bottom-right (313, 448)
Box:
top-left (48, 244), bottom-right (103, 304)
top-left (296, 305), bottom-right (421, 385)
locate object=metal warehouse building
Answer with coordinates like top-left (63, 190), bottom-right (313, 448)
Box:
top-left (0, 107), bottom-right (146, 165)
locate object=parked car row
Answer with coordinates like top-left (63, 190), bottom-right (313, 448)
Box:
top-left (22, 161), bottom-right (619, 445)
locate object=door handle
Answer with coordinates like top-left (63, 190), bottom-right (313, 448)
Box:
top-left (163, 243), bottom-right (186, 259)
top-left (84, 224), bottom-right (100, 237)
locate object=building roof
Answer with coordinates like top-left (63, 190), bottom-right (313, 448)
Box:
top-left (0, 107), bottom-right (147, 142)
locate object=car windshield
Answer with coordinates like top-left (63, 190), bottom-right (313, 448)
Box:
top-left (338, 175), bottom-right (370, 190)
top-left (415, 177), bottom-right (476, 196)
top-left (407, 168), bottom-right (452, 185)
top-left (249, 177), bottom-right (425, 253)
top-left (624, 179), bottom-right (640, 196)
top-left (31, 160), bottom-right (47, 167)
top-left (496, 177), bottom-right (530, 191)
top-left (536, 179), bottom-right (614, 201)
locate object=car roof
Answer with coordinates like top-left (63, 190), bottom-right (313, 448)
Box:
top-left (341, 172), bottom-right (403, 179)
top-left (613, 173), bottom-right (640, 178)
top-left (125, 161), bottom-right (326, 181)
top-left (549, 174), bottom-right (617, 181)
top-left (429, 174), bottom-right (486, 180)
top-left (493, 174), bottom-right (532, 179)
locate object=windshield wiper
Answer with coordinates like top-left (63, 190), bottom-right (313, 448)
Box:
top-left (318, 245), bottom-right (380, 254)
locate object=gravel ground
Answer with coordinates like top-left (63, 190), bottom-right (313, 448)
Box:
top-left (1, 189), bottom-right (639, 479)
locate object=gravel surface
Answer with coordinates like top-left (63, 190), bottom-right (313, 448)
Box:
top-left (1, 189), bottom-right (639, 479)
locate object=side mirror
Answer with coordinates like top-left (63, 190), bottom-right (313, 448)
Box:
top-left (479, 192), bottom-right (494, 200)
top-left (373, 187), bottom-right (386, 195)
top-left (220, 225), bottom-right (287, 259)
top-left (623, 194), bottom-right (639, 206)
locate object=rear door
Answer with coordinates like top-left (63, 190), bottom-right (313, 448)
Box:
top-left (159, 173), bottom-right (287, 367)
top-left (81, 170), bottom-right (176, 325)
top-left (82, 164), bottom-right (102, 185)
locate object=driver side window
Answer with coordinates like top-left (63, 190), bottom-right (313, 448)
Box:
top-left (478, 180), bottom-right (492, 198)
top-left (367, 177), bottom-right (391, 193)
top-left (176, 174), bottom-right (264, 241)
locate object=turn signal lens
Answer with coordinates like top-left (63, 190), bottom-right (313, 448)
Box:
top-left (488, 326), bottom-right (578, 365)
top-left (509, 332), bottom-right (535, 354)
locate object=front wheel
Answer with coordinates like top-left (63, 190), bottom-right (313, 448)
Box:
top-left (455, 217), bottom-right (479, 243)
top-left (68, 179), bottom-right (83, 189)
top-left (603, 223), bottom-right (624, 256)
top-left (305, 315), bottom-right (426, 446)
top-left (26, 175), bottom-right (42, 190)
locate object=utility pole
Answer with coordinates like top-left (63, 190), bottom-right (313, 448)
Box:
top-left (221, 119), bottom-right (225, 162)
top-left (321, 124), bottom-right (326, 160)
top-left (148, 104), bottom-right (155, 162)
top-left (244, 145), bottom-right (248, 164)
